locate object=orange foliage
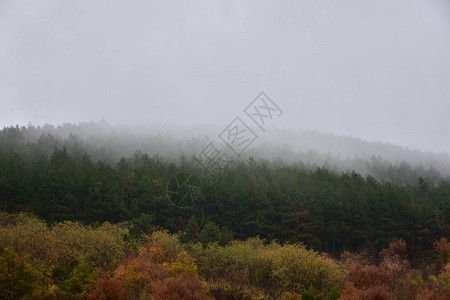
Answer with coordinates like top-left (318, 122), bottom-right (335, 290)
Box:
top-left (340, 240), bottom-right (417, 300)
top-left (88, 272), bottom-right (124, 300)
top-left (341, 282), bottom-right (394, 300)
top-left (149, 272), bottom-right (213, 300)
top-left (88, 241), bottom-right (212, 300)
top-left (137, 240), bottom-right (175, 264)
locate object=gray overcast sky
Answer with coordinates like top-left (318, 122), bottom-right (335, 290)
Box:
top-left (0, 0), bottom-right (449, 153)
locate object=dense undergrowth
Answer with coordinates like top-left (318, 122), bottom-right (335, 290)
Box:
top-left (0, 213), bottom-right (449, 299)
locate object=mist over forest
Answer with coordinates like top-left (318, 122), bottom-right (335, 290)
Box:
top-left (1, 0), bottom-right (450, 298)
top-left (2, 121), bottom-right (449, 187)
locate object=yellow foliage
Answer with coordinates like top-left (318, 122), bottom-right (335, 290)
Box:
top-left (0, 247), bottom-right (52, 300)
top-left (0, 213), bottom-right (129, 281)
top-left (434, 238), bottom-right (450, 268)
top-left (149, 230), bottom-right (183, 254)
top-left (168, 251), bottom-right (198, 277)
top-left (115, 261), bottom-right (148, 291)
top-left (437, 263), bottom-right (450, 290)
top-left (191, 238), bottom-right (345, 299)
top-left (280, 291), bottom-right (302, 300)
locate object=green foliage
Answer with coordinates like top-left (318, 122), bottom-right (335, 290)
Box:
top-left (0, 247), bottom-right (49, 300)
top-left (1, 123), bottom-right (450, 298)
top-left (197, 222), bottom-right (234, 246)
top-left (179, 217), bottom-right (201, 244)
top-left (125, 213), bottom-right (154, 244)
top-left (60, 261), bottom-right (102, 299)
top-left (200, 222), bottom-right (220, 245)
top-left (1, 136), bottom-right (449, 267)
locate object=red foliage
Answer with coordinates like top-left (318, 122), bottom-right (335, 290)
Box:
top-left (379, 239), bottom-right (408, 263)
top-left (149, 272), bottom-right (214, 300)
top-left (346, 264), bottom-right (392, 290)
top-left (420, 289), bottom-right (450, 300)
top-left (88, 272), bottom-right (124, 300)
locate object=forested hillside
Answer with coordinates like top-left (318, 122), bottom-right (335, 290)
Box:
top-left (0, 124), bottom-right (449, 299)
top-left (1, 124), bottom-right (449, 257)
top-left (1, 123), bottom-right (449, 186)
top-left (2, 0), bottom-right (450, 297)
top-left (1, 213), bottom-right (449, 299)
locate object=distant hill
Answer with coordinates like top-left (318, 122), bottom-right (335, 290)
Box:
top-left (1, 121), bottom-right (449, 185)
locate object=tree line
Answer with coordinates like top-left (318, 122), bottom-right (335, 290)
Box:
top-left (0, 142), bottom-right (449, 266)
top-left (1, 213), bottom-right (449, 299)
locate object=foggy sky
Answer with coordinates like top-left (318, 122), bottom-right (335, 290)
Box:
top-left (1, 0), bottom-right (449, 153)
